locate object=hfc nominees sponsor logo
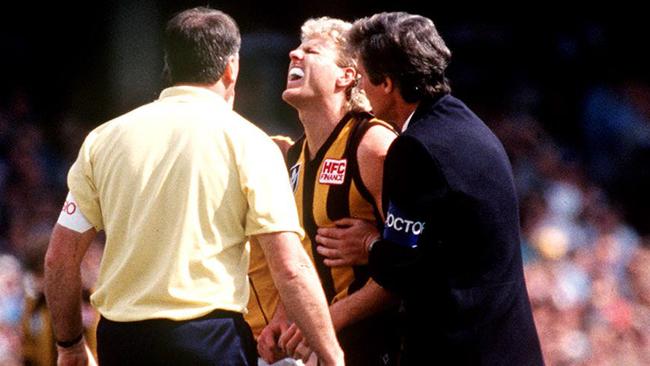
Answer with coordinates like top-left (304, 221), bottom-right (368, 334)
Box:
top-left (318, 158), bottom-right (347, 185)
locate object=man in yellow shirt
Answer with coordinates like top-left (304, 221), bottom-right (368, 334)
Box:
top-left (43, 7), bottom-right (342, 366)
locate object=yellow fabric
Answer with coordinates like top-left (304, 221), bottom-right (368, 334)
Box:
top-left (301, 118), bottom-right (376, 302)
top-left (246, 238), bottom-right (280, 336)
top-left (68, 86), bottom-right (303, 322)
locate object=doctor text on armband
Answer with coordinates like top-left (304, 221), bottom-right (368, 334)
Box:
top-left (383, 202), bottom-right (425, 248)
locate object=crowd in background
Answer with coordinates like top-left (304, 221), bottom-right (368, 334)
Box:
top-left (2, 17), bottom-right (650, 366)
top-left (493, 109), bottom-right (650, 365)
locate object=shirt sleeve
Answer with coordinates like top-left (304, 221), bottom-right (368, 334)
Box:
top-left (67, 132), bottom-right (104, 231)
top-left (369, 135), bottom-right (447, 294)
top-left (238, 131), bottom-right (305, 239)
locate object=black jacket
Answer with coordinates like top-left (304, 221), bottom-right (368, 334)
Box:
top-left (370, 94), bottom-right (544, 365)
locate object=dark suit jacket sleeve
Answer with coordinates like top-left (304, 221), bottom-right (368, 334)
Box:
top-left (369, 135), bottom-right (447, 295)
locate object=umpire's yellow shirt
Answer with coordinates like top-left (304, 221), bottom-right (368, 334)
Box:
top-left (68, 86), bottom-right (303, 322)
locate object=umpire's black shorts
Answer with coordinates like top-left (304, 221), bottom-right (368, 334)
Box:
top-left (97, 309), bottom-right (257, 365)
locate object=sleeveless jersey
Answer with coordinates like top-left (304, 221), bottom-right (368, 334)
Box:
top-left (287, 112), bottom-right (396, 303)
top-left (245, 112), bottom-right (397, 337)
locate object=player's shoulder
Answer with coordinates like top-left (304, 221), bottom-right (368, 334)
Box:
top-left (349, 111), bottom-right (396, 132)
top-left (367, 116), bottom-right (398, 134)
top-left (356, 117), bottom-right (397, 158)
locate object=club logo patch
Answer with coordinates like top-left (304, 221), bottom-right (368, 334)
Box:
top-left (289, 163), bottom-right (301, 193)
top-left (318, 158), bottom-right (347, 185)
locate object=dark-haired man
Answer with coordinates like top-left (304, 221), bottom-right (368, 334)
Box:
top-left (317, 12), bottom-right (544, 365)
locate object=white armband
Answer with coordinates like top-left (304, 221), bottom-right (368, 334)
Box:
top-left (57, 192), bottom-right (93, 233)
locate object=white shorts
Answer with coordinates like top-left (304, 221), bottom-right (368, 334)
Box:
top-left (258, 357), bottom-right (304, 366)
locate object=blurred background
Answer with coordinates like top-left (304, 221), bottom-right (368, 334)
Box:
top-left (1, 1), bottom-right (649, 365)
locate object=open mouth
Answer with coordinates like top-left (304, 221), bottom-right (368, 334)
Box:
top-left (288, 67), bottom-right (304, 81)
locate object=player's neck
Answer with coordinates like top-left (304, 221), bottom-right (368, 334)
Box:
top-left (299, 101), bottom-right (346, 159)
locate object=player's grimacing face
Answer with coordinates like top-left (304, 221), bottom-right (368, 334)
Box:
top-left (283, 36), bottom-right (343, 103)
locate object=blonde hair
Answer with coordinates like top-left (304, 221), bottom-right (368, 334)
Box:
top-left (301, 17), bottom-right (371, 113)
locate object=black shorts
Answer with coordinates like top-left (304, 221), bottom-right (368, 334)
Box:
top-left (97, 309), bottom-right (256, 366)
top-left (337, 308), bottom-right (401, 366)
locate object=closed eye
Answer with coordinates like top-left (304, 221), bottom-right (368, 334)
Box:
top-left (304, 46), bottom-right (319, 55)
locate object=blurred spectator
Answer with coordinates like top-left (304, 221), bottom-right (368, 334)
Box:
top-left (0, 89), bottom-right (96, 365)
top-left (490, 86), bottom-right (649, 364)
top-left (19, 230), bottom-right (102, 365)
top-left (0, 254), bottom-right (24, 366)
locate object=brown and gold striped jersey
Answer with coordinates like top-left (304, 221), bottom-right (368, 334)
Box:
top-left (246, 112), bottom-right (397, 335)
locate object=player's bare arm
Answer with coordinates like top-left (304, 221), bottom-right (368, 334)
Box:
top-left (357, 124), bottom-right (397, 215)
top-left (256, 231), bottom-right (344, 366)
top-left (316, 124), bottom-right (396, 267)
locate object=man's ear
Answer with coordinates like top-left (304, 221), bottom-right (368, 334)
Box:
top-left (382, 76), bottom-right (393, 94)
top-left (336, 67), bottom-right (357, 89)
top-left (223, 54), bottom-right (240, 86)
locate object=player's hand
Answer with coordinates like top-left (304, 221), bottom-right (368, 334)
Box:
top-left (257, 318), bottom-right (290, 363)
top-left (304, 352), bottom-right (319, 366)
top-left (316, 218), bottom-right (380, 267)
top-left (56, 337), bottom-right (97, 366)
top-left (293, 339), bottom-right (314, 364)
top-left (278, 323), bottom-right (305, 360)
